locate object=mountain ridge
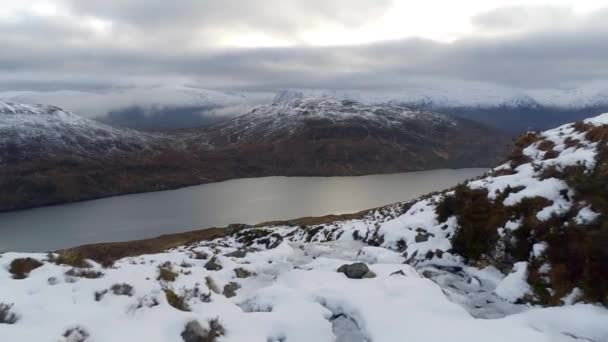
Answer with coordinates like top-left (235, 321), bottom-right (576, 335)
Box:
top-left (0, 99), bottom-right (508, 212)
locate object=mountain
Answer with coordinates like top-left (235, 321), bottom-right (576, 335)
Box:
top-left (0, 113), bottom-right (606, 341)
top-left (274, 83), bottom-right (608, 133)
top-left (196, 97), bottom-right (510, 176)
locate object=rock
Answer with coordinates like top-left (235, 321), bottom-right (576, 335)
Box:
top-left (222, 282), bottom-right (240, 298)
top-left (62, 327), bottom-right (89, 342)
top-left (234, 268), bottom-right (252, 278)
top-left (181, 320), bottom-right (208, 342)
top-left (224, 249), bottom-right (248, 258)
top-left (225, 224), bottom-right (249, 235)
top-left (337, 262), bottom-right (376, 279)
top-left (204, 257), bottom-right (222, 271)
top-left (390, 270), bottom-right (406, 276)
top-left (415, 232), bottom-right (434, 243)
top-left (421, 270), bottom-right (439, 278)
top-left (192, 251), bottom-right (208, 260)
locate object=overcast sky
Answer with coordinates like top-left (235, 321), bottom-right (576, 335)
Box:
top-left (1, 0), bottom-right (607, 93)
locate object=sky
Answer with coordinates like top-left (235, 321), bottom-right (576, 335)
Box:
top-left (0, 0), bottom-right (607, 94)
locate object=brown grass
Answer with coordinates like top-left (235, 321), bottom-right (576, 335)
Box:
top-left (9, 258), bottom-right (43, 279)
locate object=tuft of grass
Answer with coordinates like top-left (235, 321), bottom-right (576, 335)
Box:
top-left (181, 318), bottom-right (225, 342)
top-left (49, 251), bottom-right (90, 268)
top-left (9, 258), bottom-right (43, 279)
top-left (157, 263), bottom-right (178, 282)
top-left (164, 289), bottom-right (190, 311)
top-left (207, 317), bottom-right (226, 339)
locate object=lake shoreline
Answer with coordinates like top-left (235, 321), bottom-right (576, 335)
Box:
top-left (0, 168), bottom-right (487, 252)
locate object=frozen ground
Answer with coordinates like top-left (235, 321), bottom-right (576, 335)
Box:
top-left (0, 239), bottom-right (606, 342)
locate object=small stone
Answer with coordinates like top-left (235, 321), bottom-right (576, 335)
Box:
top-left (204, 257), bottom-right (222, 271)
top-left (224, 249), bottom-right (248, 258)
top-left (234, 268), bottom-right (252, 278)
top-left (337, 262), bottom-right (376, 279)
top-left (415, 232), bottom-right (433, 243)
top-left (222, 282), bottom-right (240, 298)
top-left (390, 270), bottom-right (406, 276)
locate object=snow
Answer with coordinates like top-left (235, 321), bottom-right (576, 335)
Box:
top-left (575, 206), bottom-right (601, 225)
top-left (1, 111), bottom-right (607, 340)
top-left (211, 97), bottom-right (456, 143)
top-left (0, 101), bottom-right (169, 162)
top-left (2, 243), bottom-right (606, 342)
top-left (584, 112), bottom-right (608, 126)
top-left (494, 262), bottom-right (532, 303)
top-left (532, 243), bottom-right (548, 258)
top-left (561, 288), bottom-right (583, 306)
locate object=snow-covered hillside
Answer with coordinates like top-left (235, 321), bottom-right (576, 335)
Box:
top-left (208, 97), bottom-right (455, 144)
top-left (0, 102), bottom-right (168, 163)
top-left (1, 113), bottom-right (607, 341)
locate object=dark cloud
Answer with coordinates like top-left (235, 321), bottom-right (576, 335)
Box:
top-left (0, 4), bottom-right (607, 92)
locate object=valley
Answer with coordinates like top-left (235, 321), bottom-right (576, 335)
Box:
top-left (0, 98), bottom-right (509, 212)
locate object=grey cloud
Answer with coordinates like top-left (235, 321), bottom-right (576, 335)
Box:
top-left (62, 0), bottom-right (391, 42)
top-left (0, 5), bottom-right (607, 92)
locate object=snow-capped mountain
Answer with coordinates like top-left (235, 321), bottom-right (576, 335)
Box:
top-left (208, 97), bottom-right (456, 143)
top-left (273, 83), bottom-right (608, 133)
top-left (0, 102), bottom-right (165, 163)
top-left (1, 113), bottom-right (606, 341)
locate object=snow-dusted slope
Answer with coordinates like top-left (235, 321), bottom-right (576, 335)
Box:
top-left (208, 97), bottom-right (456, 143)
top-left (0, 114), bottom-right (606, 341)
top-left (0, 102), bottom-right (166, 163)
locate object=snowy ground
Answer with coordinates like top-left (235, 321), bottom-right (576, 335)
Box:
top-left (2, 113), bottom-right (608, 341)
top-left (1, 238), bottom-right (606, 341)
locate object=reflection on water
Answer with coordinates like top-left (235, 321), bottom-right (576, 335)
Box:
top-left (0, 168), bottom-right (486, 252)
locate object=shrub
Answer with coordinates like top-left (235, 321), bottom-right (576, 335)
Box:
top-left (9, 258), bottom-right (43, 279)
top-left (65, 268), bottom-right (103, 279)
top-left (440, 185), bottom-right (507, 261)
top-left (50, 251), bottom-right (90, 268)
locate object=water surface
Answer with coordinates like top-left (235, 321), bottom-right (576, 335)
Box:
top-left (0, 168), bottom-right (485, 252)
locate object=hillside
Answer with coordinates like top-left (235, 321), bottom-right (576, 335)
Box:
top-left (194, 98), bottom-right (509, 176)
top-left (274, 87), bottom-right (608, 133)
top-left (0, 99), bottom-right (508, 211)
top-left (0, 113), bottom-right (607, 341)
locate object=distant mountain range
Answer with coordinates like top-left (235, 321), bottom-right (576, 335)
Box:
top-left (3, 83), bottom-right (608, 133)
top-left (0, 98), bottom-right (508, 211)
top-left (274, 84), bottom-right (608, 133)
